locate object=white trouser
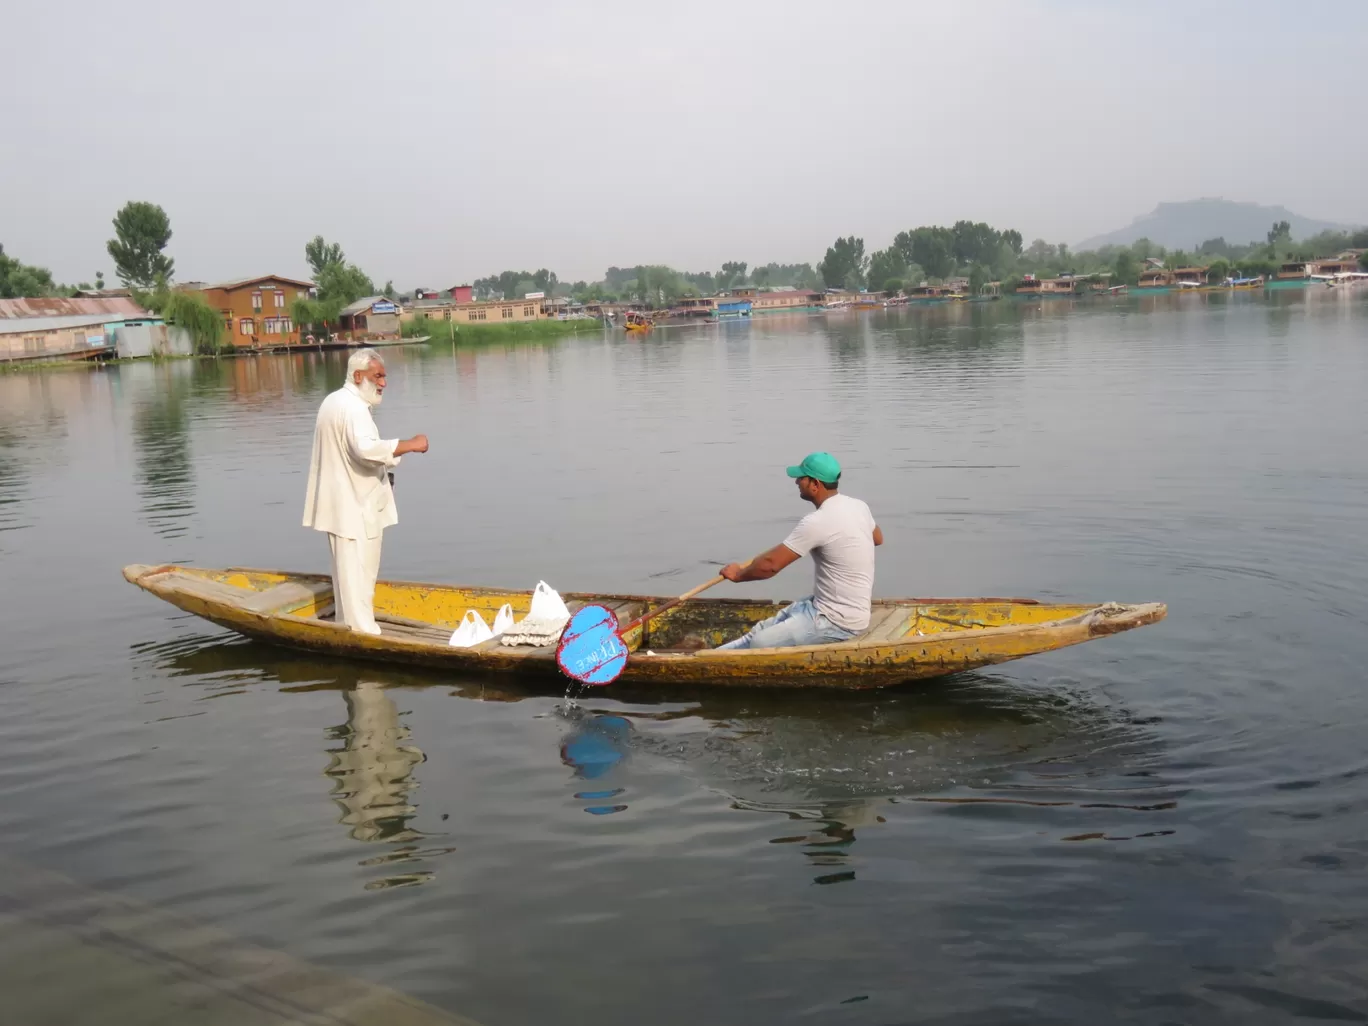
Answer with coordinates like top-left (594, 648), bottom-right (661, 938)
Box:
top-left (328, 532), bottom-right (383, 634)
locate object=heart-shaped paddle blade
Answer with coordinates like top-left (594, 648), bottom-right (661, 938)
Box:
top-left (557, 604), bottom-right (630, 685)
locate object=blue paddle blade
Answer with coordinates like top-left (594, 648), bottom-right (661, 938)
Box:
top-left (556, 604), bottom-right (630, 685)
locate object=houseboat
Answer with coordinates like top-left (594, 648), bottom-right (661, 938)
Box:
top-left (1173, 266), bottom-right (1210, 290)
top-left (750, 289), bottom-right (824, 314)
top-left (1134, 269), bottom-right (1177, 293)
top-left (1267, 261), bottom-right (1313, 289)
top-left (906, 284), bottom-right (956, 304)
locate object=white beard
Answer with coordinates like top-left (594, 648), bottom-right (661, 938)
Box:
top-left (358, 378), bottom-right (383, 406)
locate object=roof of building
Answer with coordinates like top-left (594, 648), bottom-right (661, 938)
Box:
top-left (0, 312), bottom-right (161, 336)
top-left (71, 287), bottom-right (133, 298)
top-left (339, 296), bottom-right (399, 317)
top-left (198, 274), bottom-right (315, 292)
top-left (0, 296), bottom-right (149, 320)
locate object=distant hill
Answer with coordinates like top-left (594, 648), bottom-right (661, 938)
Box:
top-left (1077, 199), bottom-right (1359, 252)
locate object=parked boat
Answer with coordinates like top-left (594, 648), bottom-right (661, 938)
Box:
top-left (624, 311), bottom-right (654, 333)
top-left (122, 564), bottom-right (1166, 689)
top-left (1313, 271), bottom-right (1368, 289)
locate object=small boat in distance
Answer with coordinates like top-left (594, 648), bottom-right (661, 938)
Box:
top-left (624, 311), bottom-right (654, 333)
top-left (122, 564), bottom-right (1166, 689)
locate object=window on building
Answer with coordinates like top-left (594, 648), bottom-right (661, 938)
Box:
top-left (224, 316), bottom-right (232, 333)
top-left (502, 306), bottom-right (513, 319)
top-left (275, 291), bottom-right (286, 308)
top-left (240, 318), bottom-right (255, 335)
top-left (524, 305), bottom-right (534, 317)
top-left (480, 310), bottom-right (487, 320)
top-left (251, 292), bottom-right (263, 312)
top-left (282, 318), bottom-right (293, 333)
top-left (297, 291), bottom-right (306, 301)
top-left (24, 336), bottom-right (44, 354)
top-left (443, 310), bottom-right (451, 321)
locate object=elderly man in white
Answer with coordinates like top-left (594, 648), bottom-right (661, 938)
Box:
top-left (303, 348), bottom-right (429, 634)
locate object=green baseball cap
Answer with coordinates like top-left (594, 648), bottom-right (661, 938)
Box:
top-left (786, 451), bottom-right (842, 484)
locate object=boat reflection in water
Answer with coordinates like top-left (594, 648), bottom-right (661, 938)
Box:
top-left (137, 634), bottom-right (1173, 889)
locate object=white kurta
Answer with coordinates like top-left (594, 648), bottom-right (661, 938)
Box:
top-left (303, 382), bottom-right (400, 633)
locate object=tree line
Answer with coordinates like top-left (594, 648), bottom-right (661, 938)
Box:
top-left (6, 205), bottom-right (1366, 329)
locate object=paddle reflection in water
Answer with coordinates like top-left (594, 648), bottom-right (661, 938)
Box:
top-left (557, 709), bottom-right (633, 815)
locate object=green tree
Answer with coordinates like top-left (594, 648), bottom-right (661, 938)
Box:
top-left (0, 244), bottom-right (58, 298)
top-left (894, 227), bottom-right (955, 279)
top-left (967, 262), bottom-right (991, 295)
top-left (315, 261), bottom-right (374, 305)
top-left (818, 237), bottom-right (868, 290)
top-left (531, 269), bottom-right (559, 294)
top-left (1112, 250), bottom-right (1139, 286)
top-left (867, 247), bottom-right (908, 294)
top-left (1129, 237), bottom-right (1162, 261)
top-left (95, 271), bottom-right (105, 289)
top-left (305, 236), bottom-right (346, 278)
top-left (107, 201), bottom-right (174, 289)
top-left (1001, 229), bottom-right (1024, 256)
top-left (382, 280), bottom-right (395, 299)
top-left (1267, 220), bottom-right (1292, 248)
top-left (718, 261), bottom-right (748, 290)
top-left (951, 221), bottom-right (1003, 265)
top-left (1205, 258), bottom-right (1231, 283)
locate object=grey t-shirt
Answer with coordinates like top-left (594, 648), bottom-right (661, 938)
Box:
top-left (781, 493), bottom-right (877, 631)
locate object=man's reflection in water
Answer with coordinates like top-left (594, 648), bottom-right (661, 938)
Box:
top-left (325, 682), bottom-right (426, 842)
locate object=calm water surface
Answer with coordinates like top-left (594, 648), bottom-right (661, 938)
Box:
top-left (2, 292), bottom-right (1367, 1024)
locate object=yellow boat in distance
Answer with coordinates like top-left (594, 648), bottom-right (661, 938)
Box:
top-left (122, 565), bottom-right (1166, 689)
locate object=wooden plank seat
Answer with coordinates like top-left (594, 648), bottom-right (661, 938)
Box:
top-left (858, 606), bottom-right (913, 644)
top-left (160, 573), bottom-right (333, 616)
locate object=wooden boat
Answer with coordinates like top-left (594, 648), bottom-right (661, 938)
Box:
top-left (122, 564), bottom-right (1166, 689)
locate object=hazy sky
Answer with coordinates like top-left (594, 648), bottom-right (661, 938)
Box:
top-left (4, 1), bottom-right (1365, 288)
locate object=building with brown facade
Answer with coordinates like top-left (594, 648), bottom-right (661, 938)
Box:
top-left (752, 289), bottom-right (824, 312)
top-left (406, 296), bottom-right (546, 326)
top-left (193, 275), bottom-right (314, 348)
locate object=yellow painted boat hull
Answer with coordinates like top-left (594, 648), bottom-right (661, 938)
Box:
top-left (122, 564), bottom-right (1166, 689)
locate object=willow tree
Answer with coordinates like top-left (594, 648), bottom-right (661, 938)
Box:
top-left (291, 295), bottom-right (344, 338)
top-left (140, 287), bottom-right (225, 355)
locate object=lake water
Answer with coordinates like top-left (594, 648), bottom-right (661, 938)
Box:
top-left (2, 291), bottom-right (1367, 1025)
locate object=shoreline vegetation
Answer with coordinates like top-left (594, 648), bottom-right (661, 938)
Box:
top-left (5, 202), bottom-right (1366, 373)
top-left (1, 316), bottom-right (608, 374)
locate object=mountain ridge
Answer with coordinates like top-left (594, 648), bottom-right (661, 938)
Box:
top-left (1076, 199), bottom-right (1359, 251)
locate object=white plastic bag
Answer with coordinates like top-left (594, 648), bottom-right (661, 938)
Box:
top-left (491, 603), bottom-right (514, 636)
top-left (501, 582), bottom-right (572, 647)
top-left (526, 581), bottom-right (570, 622)
top-left (448, 609), bottom-right (494, 648)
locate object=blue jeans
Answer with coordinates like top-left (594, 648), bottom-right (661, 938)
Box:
top-left (717, 597), bottom-right (859, 650)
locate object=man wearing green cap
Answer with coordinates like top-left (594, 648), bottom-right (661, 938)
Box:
top-left (717, 452), bottom-right (883, 650)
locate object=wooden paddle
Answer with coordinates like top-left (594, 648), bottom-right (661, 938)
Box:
top-left (556, 570), bottom-right (735, 685)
